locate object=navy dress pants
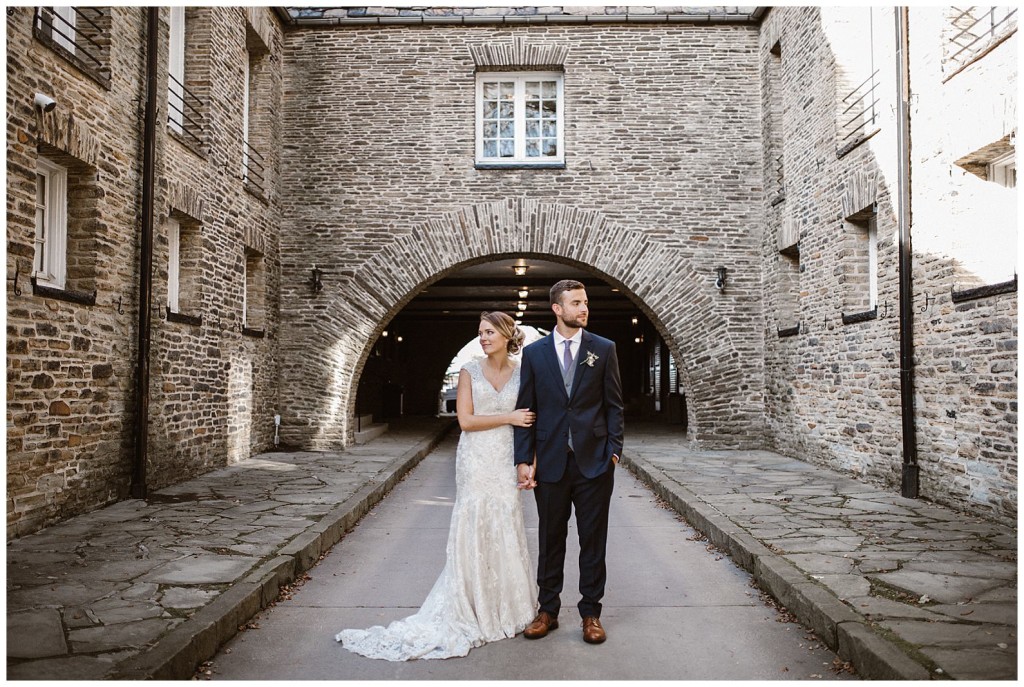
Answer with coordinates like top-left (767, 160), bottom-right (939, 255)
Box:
top-left (533, 450), bottom-right (615, 619)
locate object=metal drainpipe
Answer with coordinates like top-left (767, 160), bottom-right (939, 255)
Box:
top-left (895, 7), bottom-right (919, 498)
top-left (131, 6), bottom-right (159, 499)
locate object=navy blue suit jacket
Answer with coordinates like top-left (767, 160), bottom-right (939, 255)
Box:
top-left (514, 331), bottom-right (624, 481)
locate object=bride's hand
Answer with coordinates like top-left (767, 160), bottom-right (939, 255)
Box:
top-left (508, 409), bottom-right (536, 427)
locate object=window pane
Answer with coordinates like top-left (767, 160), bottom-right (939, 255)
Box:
top-left (477, 73), bottom-right (562, 163)
top-left (36, 173), bottom-right (46, 205)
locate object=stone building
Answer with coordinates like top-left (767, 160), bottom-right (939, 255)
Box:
top-left (5, 6), bottom-right (1017, 537)
top-left (6, 6), bottom-right (285, 536)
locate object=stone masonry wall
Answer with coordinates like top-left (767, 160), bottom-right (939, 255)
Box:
top-left (276, 21), bottom-right (766, 450)
top-left (758, 7), bottom-right (1016, 524)
top-left (6, 7), bottom-right (285, 538)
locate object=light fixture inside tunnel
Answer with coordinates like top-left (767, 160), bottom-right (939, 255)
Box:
top-left (517, 302), bottom-right (527, 311)
top-left (518, 289), bottom-right (529, 299)
top-left (381, 330), bottom-right (388, 337)
top-left (513, 265), bottom-right (529, 276)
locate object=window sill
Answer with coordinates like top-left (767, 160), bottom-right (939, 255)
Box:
top-left (942, 29), bottom-right (1017, 83)
top-left (474, 162), bottom-right (566, 170)
top-left (242, 326), bottom-right (266, 339)
top-left (166, 308), bottom-right (202, 326)
top-left (777, 324), bottom-right (800, 338)
top-left (770, 191), bottom-right (786, 207)
top-left (841, 307), bottom-right (878, 325)
top-left (31, 279), bottom-right (97, 306)
top-left (244, 181), bottom-right (268, 204)
top-left (168, 126), bottom-right (208, 160)
top-left (32, 31), bottom-right (111, 90)
top-left (836, 127), bottom-right (880, 160)
top-left (952, 277), bottom-right (1017, 303)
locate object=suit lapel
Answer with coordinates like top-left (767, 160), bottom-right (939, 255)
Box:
top-left (541, 335), bottom-right (568, 398)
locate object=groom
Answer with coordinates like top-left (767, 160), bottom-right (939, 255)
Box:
top-left (514, 279), bottom-right (624, 644)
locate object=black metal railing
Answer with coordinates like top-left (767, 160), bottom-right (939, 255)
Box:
top-left (839, 68), bottom-right (880, 143)
top-left (33, 7), bottom-right (110, 79)
top-left (167, 73), bottom-right (205, 148)
top-left (243, 140), bottom-right (266, 196)
top-left (948, 6), bottom-right (1017, 68)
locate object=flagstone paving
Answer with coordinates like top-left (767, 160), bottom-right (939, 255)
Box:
top-left (5, 419), bottom-right (1016, 680)
top-left (624, 424), bottom-right (1017, 680)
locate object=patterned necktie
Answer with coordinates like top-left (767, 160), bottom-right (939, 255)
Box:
top-left (562, 339), bottom-right (574, 375)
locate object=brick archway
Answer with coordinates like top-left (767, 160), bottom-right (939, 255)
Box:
top-left (279, 198), bottom-right (763, 450)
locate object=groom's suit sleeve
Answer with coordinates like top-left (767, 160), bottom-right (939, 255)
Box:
top-left (604, 341), bottom-right (625, 459)
top-left (513, 348), bottom-right (536, 466)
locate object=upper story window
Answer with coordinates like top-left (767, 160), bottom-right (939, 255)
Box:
top-left (826, 7), bottom-right (888, 158)
top-left (166, 8), bottom-right (208, 152)
top-left (242, 23), bottom-right (269, 198)
top-left (944, 6), bottom-right (1018, 78)
top-left (33, 7), bottom-right (111, 87)
top-left (475, 72), bottom-right (564, 167)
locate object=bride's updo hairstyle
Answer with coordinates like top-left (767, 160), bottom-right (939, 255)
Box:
top-left (480, 311), bottom-right (526, 355)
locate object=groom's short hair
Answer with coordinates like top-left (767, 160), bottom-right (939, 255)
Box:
top-left (550, 279), bottom-right (586, 306)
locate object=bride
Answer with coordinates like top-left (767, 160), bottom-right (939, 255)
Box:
top-left (336, 311), bottom-right (539, 660)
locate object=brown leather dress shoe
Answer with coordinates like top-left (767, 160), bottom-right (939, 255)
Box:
top-left (523, 611), bottom-right (558, 639)
top-left (581, 616), bottom-right (606, 644)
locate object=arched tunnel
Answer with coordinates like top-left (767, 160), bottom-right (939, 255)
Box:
top-left (354, 257), bottom-right (688, 432)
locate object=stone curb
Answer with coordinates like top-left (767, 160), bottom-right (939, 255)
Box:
top-left (621, 453), bottom-right (931, 681)
top-left (112, 421), bottom-right (455, 680)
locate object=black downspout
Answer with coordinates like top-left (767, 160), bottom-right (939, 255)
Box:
top-left (131, 7), bottom-right (159, 499)
top-left (895, 7), bottom-right (919, 498)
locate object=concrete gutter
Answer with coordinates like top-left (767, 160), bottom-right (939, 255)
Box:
top-left (621, 454), bottom-right (932, 680)
top-left (112, 421), bottom-right (454, 680)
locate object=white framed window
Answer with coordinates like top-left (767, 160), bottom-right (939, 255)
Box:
top-left (38, 6), bottom-right (78, 54)
top-left (167, 217), bottom-right (181, 312)
top-left (867, 215), bottom-right (878, 308)
top-left (988, 151), bottom-right (1016, 188)
top-left (168, 6), bottom-right (186, 134)
top-left (33, 157), bottom-right (68, 289)
top-left (475, 72), bottom-right (564, 166)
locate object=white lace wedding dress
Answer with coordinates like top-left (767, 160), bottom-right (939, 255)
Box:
top-left (335, 358), bottom-right (538, 660)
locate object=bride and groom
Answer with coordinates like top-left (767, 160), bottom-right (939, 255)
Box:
top-left (336, 279), bottom-right (625, 660)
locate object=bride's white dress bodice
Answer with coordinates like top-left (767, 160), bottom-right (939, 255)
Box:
top-left (336, 358), bottom-right (537, 660)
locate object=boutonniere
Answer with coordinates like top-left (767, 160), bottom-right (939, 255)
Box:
top-left (581, 351), bottom-right (599, 368)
